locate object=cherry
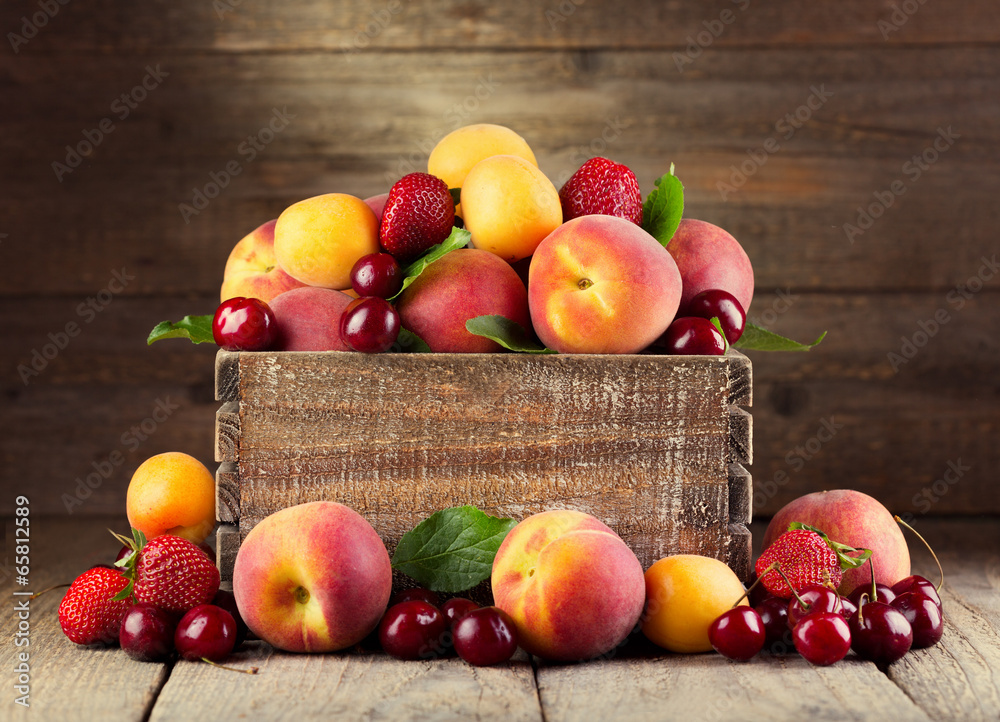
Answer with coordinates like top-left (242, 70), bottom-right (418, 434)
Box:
top-left (339, 296), bottom-right (401, 353)
top-left (839, 595), bottom-right (858, 621)
top-left (212, 297), bottom-right (278, 351)
top-left (787, 585), bottom-right (842, 630)
top-left (755, 596), bottom-right (791, 650)
top-left (684, 289), bottom-right (746, 344)
top-left (120, 604), bottom-right (177, 663)
top-left (453, 607), bottom-right (519, 666)
top-left (848, 582), bottom-right (896, 609)
top-left (892, 592), bottom-right (944, 648)
top-left (115, 544), bottom-right (134, 564)
top-left (378, 600), bottom-right (448, 661)
top-left (746, 572), bottom-right (770, 608)
top-left (441, 598), bottom-right (479, 628)
top-left (891, 575), bottom-right (942, 611)
top-left (390, 587), bottom-right (441, 608)
top-left (658, 317), bottom-right (726, 356)
top-left (175, 604), bottom-right (237, 662)
top-left (849, 601), bottom-right (913, 666)
top-left (709, 607), bottom-right (765, 661)
top-left (792, 612), bottom-right (852, 666)
top-left (212, 589), bottom-right (249, 648)
top-left (351, 253), bottom-right (404, 299)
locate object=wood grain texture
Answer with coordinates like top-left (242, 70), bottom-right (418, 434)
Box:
top-left (215, 460), bottom-right (239, 523)
top-left (728, 405), bottom-right (752, 465)
top-left (214, 400), bottom-right (239, 463)
top-left (149, 644), bottom-right (542, 722)
top-left (216, 522), bottom-right (239, 582)
top-left (728, 463), bottom-right (752, 524)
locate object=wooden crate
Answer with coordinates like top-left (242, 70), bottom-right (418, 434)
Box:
top-left (213, 349), bottom-right (753, 585)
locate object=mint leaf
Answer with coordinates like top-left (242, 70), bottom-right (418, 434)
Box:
top-left (641, 164), bottom-right (685, 247)
top-left (391, 506), bottom-right (517, 593)
top-left (147, 315), bottom-right (215, 345)
top-left (466, 315), bottom-right (556, 354)
top-left (388, 227), bottom-right (471, 301)
top-left (789, 522), bottom-right (873, 570)
top-left (395, 327), bottom-right (431, 353)
top-left (734, 323), bottom-right (826, 352)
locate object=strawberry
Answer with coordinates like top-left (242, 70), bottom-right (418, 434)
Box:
top-left (379, 172), bottom-right (455, 262)
top-left (756, 523), bottom-right (872, 599)
top-left (559, 157), bottom-right (643, 225)
top-left (114, 529), bottom-right (220, 616)
top-left (58, 567), bottom-right (132, 645)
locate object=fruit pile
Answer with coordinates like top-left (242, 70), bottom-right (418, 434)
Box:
top-left (151, 123), bottom-right (824, 355)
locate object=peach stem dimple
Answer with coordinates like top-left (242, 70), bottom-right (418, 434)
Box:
top-left (294, 586), bottom-right (310, 605)
top-left (577, 278), bottom-right (594, 290)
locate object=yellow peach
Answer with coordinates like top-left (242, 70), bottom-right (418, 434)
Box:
top-left (461, 155), bottom-right (562, 262)
top-left (273, 193), bottom-right (379, 290)
top-left (220, 219), bottom-right (307, 304)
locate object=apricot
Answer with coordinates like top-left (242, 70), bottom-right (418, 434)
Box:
top-left (641, 554), bottom-right (748, 653)
top-left (273, 193), bottom-right (380, 290)
top-left (428, 123), bottom-right (538, 192)
top-left (126, 452), bottom-right (216, 545)
top-left (461, 155), bottom-right (562, 262)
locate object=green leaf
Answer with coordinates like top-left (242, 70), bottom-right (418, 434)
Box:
top-left (734, 323), bottom-right (826, 352)
top-left (449, 187), bottom-right (462, 206)
top-left (391, 506), bottom-right (518, 593)
top-left (395, 327), bottom-right (431, 353)
top-left (789, 522), bottom-right (873, 571)
top-left (388, 227), bottom-right (471, 301)
top-left (147, 315), bottom-right (215, 345)
top-left (465, 315), bottom-right (556, 354)
top-left (709, 316), bottom-right (730, 353)
top-left (641, 164), bottom-right (685, 247)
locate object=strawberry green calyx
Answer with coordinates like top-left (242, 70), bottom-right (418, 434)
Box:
top-left (787, 522), bottom-right (872, 571)
top-left (109, 527), bottom-right (147, 602)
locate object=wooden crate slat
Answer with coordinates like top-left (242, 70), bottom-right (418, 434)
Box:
top-left (216, 523), bottom-right (239, 583)
top-left (728, 405), bottom-right (753, 465)
top-left (729, 462), bottom-right (753, 525)
top-left (215, 460), bottom-right (239, 524)
top-left (214, 400), bottom-right (240, 463)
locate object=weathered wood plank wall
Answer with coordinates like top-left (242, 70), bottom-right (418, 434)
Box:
top-left (2, 1), bottom-right (997, 518)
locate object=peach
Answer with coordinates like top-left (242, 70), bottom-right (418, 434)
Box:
top-left (395, 248), bottom-right (530, 353)
top-left (274, 193), bottom-right (380, 290)
top-left (667, 219), bottom-right (754, 314)
top-left (461, 155), bottom-right (562, 262)
top-left (641, 555), bottom-right (748, 653)
top-left (126, 452), bottom-right (216, 545)
top-left (233, 501), bottom-right (392, 653)
top-left (762, 490), bottom-right (911, 595)
top-left (269, 286), bottom-right (353, 351)
top-left (363, 193), bottom-right (389, 223)
top-left (491, 510), bottom-right (646, 662)
top-left (528, 215), bottom-right (682, 354)
top-left (220, 219), bottom-right (308, 304)
top-left (428, 123), bottom-right (538, 192)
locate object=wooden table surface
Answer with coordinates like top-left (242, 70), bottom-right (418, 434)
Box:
top-left (4, 516), bottom-right (998, 721)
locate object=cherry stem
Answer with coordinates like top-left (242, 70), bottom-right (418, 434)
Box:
top-left (868, 555), bottom-right (878, 604)
top-left (774, 565), bottom-right (809, 611)
top-left (200, 657), bottom-right (259, 675)
top-left (30, 582), bottom-right (70, 599)
top-left (894, 515), bottom-right (945, 592)
top-left (731, 562), bottom-right (775, 608)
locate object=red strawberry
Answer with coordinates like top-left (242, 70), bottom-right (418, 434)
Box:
top-left (58, 567), bottom-right (132, 645)
top-left (559, 157), bottom-right (643, 225)
top-left (756, 524), bottom-right (871, 599)
top-left (114, 530), bottom-right (220, 616)
top-left (379, 172), bottom-right (455, 262)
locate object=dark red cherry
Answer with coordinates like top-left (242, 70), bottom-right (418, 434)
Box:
top-left (709, 607), bottom-right (765, 661)
top-left (792, 612), bottom-right (852, 666)
top-left (658, 317), bottom-right (726, 355)
top-left (839, 595), bottom-right (858, 621)
top-left (211, 589), bottom-right (249, 648)
top-left (120, 604), bottom-right (177, 662)
top-left (755, 596), bottom-right (791, 651)
top-left (378, 601), bottom-right (448, 661)
top-left (212, 297), bottom-right (277, 351)
top-left (787, 585), bottom-right (842, 630)
top-left (849, 601), bottom-right (913, 665)
top-left (684, 289), bottom-right (746, 344)
top-left (848, 582), bottom-right (896, 609)
top-left (340, 296), bottom-right (401, 353)
top-left (174, 604), bottom-right (237, 662)
top-left (746, 572), bottom-right (770, 608)
top-left (452, 607), bottom-right (518, 666)
top-left (441, 598), bottom-right (479, 628)
top-left (389, 588), bottom-right (440, 609)
top-left (891, 575), bottom-right (942, 610)
top-left (891, 592), bottom-right (944, 648)
top-left (351, 253), bottom-right (403, 299)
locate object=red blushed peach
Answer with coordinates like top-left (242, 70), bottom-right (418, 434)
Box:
top-left (233, 501), bottom-right (392, 653)
top-left (762, 490), bottom-right (910, 595)
top-left (364, 193), bottom-right (390, 223)
top-left (269, 286), bottom-right (353, 351)
top-left (221, 219), bottom-right (308, 304)
top-left (667, 219), bottom-right (754, 314)
top-left (491, 510), bottom-right (646, 662)
top-left (528, 215), bottom-right (682, 354)
top-left (395, 248), bottom-right (531, 353)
